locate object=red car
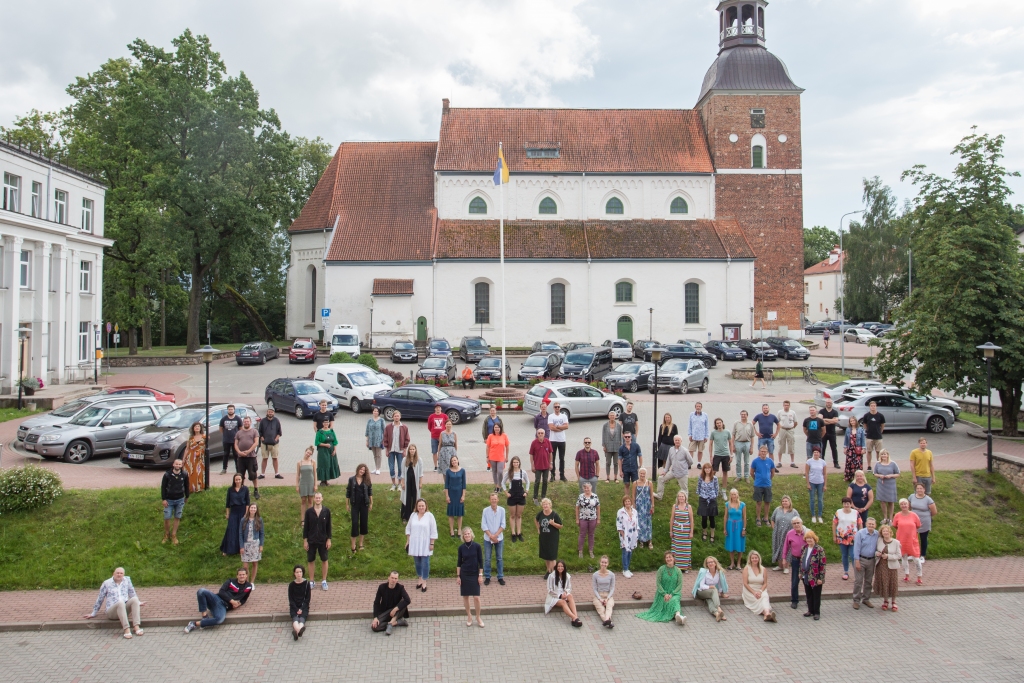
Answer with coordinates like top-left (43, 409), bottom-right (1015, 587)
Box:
top-left (289, 338), bottom-right (319, 364)
top-left (104, 386), bottom-right (177, 402)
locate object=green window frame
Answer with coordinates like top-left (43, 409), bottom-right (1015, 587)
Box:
top-left (468, 197), bottom-right (487, 214)
top-left (684, 282), bottom-right (700, 324)
top-left (670, 197), bottom-right (688, 214)
top-left (615, 281), bottom-right (633, 303)
top-left (752, 145), bottom-right (764, 169)
top-left (539, 197), bottom-right (557, 215)
top-left (551, 283), bottom-right (566, 324)
top-left (605, 197), bottom-right (624, 214)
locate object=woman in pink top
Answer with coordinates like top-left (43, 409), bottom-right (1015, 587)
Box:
top-left (486, 423), bottom-right (510, 493)
top-left (780, 517), bottom-right (806, 610)
top-left (892, 498), bottom-right (923, 584)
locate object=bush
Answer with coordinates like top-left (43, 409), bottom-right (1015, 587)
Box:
top-left (356, 353), bottom-right (380, 371)
top-left (0, 465), bottom-right (63, 515)
top-left (329, 352), bottom-right (356, 364)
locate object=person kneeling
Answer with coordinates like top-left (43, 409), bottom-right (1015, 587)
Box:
top-left (184, 568), bottom-right (252, 633)
top-left (372, 571), bottom-right (411, 635)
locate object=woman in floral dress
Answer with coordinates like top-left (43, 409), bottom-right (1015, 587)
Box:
top-left (182, 422), bottom-right (206, 494)
top-left (634, 468), bottom-right (654, 549)
top-left (437, 422), bottom-right (458, 477)
top-left (669, 489), bottom-right (694, 571)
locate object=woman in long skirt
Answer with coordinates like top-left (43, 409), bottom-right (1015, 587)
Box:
top-left (400, 445), bottom-right (424, 522)
top-left (315, 423), bottom-right (340, 485)
top-left (182, 422), bottom-right (206, 494)
top-left (873, 524), bottom-right (902, 611)
top-left (770, 495), bottom-right (798, 570)
top-left (635, 468), bottom-right (654, 549)
top-left (437, 423), bottom-right (458, 478)
top-left (670, 489), bottom-right (694, 571)
top-left (220, 474), bottom-right (249, 556)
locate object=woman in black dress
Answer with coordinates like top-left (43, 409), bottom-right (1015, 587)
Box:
top-left (288, 565), bottom-right (311, 640)
top-left (502, 456), bottom-right (530, 542)
top-left (457, 527), bottom-right (485, 628)
top-left (657, 413), bottom-right (679, 469)
top-left (400, 445), bottom-right (423, 522)
top-left (535, 498), bottom-right (563, 577)
top-left (346, 464), bottom-right (373, 553)
top-left (221, 473), bottom-right (250, 556)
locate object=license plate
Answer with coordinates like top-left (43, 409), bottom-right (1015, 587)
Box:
top-left (128, 453), bottom-right (145, 460)
top-left (24, 443), bottom-right (35, 452)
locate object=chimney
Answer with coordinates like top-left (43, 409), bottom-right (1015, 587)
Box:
top-left (442, 98), bottom-right (450, 114)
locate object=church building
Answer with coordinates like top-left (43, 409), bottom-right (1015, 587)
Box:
top-left (286, 0), bottom-right (804, 349)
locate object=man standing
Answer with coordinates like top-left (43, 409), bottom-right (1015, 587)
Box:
top-left (777, 400), bottom-right (799, 468)
top-left (529, 428), bottom-right (552, 504)
top-left (602, 410), bottom-right (623, 483)
top-left (618, 432), bottom-right (643, 499)
top-left (687, 402), bottom-right (710, 465)
top-left (218, 404), bottom-right (242, 474)
top-left (371, 571), bottom-right (411, 635)
top-left (822, 326), bottom-right (831, 349)
top-left (910, 437), bottom-right (936, 494)
top-left (184, 568), bottom-right (252, 633)
top-left (533, 401), bottom-right (550, 439)
top-left (312, 399), bottom-right (334, 433)
top-left (819, 399), bottom-right (840, 468)
top-left (732, 410), bottom-right (756, 481)
top-left (303, 491), bottom-right (332, 591)
top-left (851, 517), bottom-right (879, 609)
top-left (480, 493), bottom-right (506, 586)
top-left (575, 438), bottom-right (601, 493)
top-left (258, 407), bottom-right (284, 480)
top-left (548, 402), bottom-right (569, 481)
top-left (235, 416), bottom-right (261, 499)
top-left (619, 401), bottom-right (639, 440)
top-left (749, 445), bottom-right (778, 526)
top-left (656, 434), bottom-right (693, 500)
top-left (427, 404), bottom-right (449, 473)
top-left (484, 405), bottom-right (504, 471)
top-left (860, 401), bottom-right (885, 469)
top-left (161, 458), bottom-right (189, 544)
top-left (802, 406), bottom-right (825, 461)
top-left (384, 411), bottom-right (411, 491)
top-left (752, 404), bottom-right (779, 463)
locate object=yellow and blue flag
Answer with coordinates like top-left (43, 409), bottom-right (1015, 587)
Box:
top-left (493, 143), bottom-right (509, 185)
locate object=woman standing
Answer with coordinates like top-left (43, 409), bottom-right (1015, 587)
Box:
top-left (444, 455), bottom-right (466, 538)
top-left (873, 524), bottom-right (903, 611)
top-left (669, 490), bottom-right (694, 571)
top-left (696, 462), bottom-right (720, 542)
top-left (602, 411), bottom-right (623, 482)
top-left (657, 413), bottom-right (678, 470)
top-left (405, 498), bottom-right (438, 592)
top-left (220, 474), bottom-right (249, 556)
top-left (592, 556), bottom-right (617, 628)
top-left (238, 503), bottom-right (264, 583)
top-left (314, 421), bottom-right (340, 486)
top-left (575, 481), bottom-right (600, 558)
top-left (616, 496), bottom-right (639, 578)
top-left (909, 482), bottom-right (937, 568)
top-left (365, 407), bottom-right (385, 475)
top-left (636, 552), bottom-right (686, 626)
top-left (723, 489), bottom-right (747, 570)
top-left (634, 468), bottom-right (654, 549)
top-left (288, 565), bottom-right (311, 640)
top-left (832, 497), bottom-right (862, 580)
top-left (456, 527), bottom-right (484, 628)
top-left (346, 464), bottom-right (373, 553)
top-left (502, 456), bottom-right (529, 542)
top-left (892, 498), bottom-right (923, 585)
top-left (535, 498), bottom-right (563, 577)
top-left (437, 421), bottom-right (458, 478)
top-left (799, 531), bottom-right (826, 620)
top-left (296, 446), bottom-right (318, 523)
top-left (742, 550), bottom-right (776, 622)
top-left (709, 418), bottom-right (734, 491)
top-left (769, 496), bottom-right (798, 571)
top-left (872, 450), bottom-right (900, 525)
top-left (843, 416), bottom-right (866, 482)
top-left (545, 560), bottom-right (582, 627)
top-left (805, 447), bottom-right (828, 523)
top-left (182, 422), bottom-right (206, 494)
top-left (400, 445), bottom-right (424, 523)
top-left (846, 470), bottom-right (874, 527)
top-left (486, 423), bottom-right (510, 492)
top-left (692, 556), bottom-right (730, 621)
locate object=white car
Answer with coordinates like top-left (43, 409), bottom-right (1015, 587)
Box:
top-left (523, 380), bottom-right (626, 420)
top-left (601, 339), bottom-right (634, 362)
top-left (844, 328), bottom-right (876, 344)
top-left (313, 362), bottom-right (393, 413)
top-left (330, 324), bottom-right (360, 357)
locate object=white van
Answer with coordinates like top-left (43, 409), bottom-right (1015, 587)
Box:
top-left (330, 324), bottom-right (360, 357)
top-left (313, 363), bottom-right (391, 413)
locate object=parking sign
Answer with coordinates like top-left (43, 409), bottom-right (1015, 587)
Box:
top-left (321, 308), bottom-right (331, 318)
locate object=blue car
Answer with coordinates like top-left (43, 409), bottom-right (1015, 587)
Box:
top-left (264, 378), bottom-right (339, 419)
top-left (705, 339), bottom-right (747, 361)
top-left (372, 385), bottom-right (481, 425)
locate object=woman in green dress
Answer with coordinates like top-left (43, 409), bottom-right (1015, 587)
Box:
top-left (636, 552), bottom-right (687, 626)
top-left (314, 422), bottom-right (340, 485)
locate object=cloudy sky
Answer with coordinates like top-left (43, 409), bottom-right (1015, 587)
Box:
top-left (2, 0), bottom-right (1021, 229)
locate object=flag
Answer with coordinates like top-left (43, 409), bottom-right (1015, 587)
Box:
top-left (493, 143), bottom-right (509, 185)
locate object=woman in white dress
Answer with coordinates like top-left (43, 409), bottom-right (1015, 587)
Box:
top-left (544, 560), bottom-right (582, 627)
top-left (741, 550), bottom-right (776, 622)
top-left (405, 498), bottom-right (438, 593)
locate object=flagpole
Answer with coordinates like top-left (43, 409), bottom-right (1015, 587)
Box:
top-left (500, 142), bottom-right (507, 389)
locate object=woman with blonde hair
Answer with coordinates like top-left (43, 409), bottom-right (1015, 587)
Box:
top-left (296, 446), bottom-right (317, 523)
top-left (892, 498), bottom-right (923, 585)
top-left (742, 550), bottom-right (776, 622)
top-left (657, 412), bottom-right (678, 470)
top-left (616, 495), bottom-right (639, 578)
top-left (634, 468), bottom-right (654, 549)
top-left (692, 555), bottom-right (730, 622)
top-left (456, 527), bottom-right (484, 627)
top-left (769, 495), bottom-right (798, 570)
top-left (502, 455), bottom-right (530, 542)
top-left (723, 488), bottom-right (747, 570)
top-left (182, 422), bottom-right (206, 494)
top-left (873, 523), bottom-right (902, 611)
top-left (669, 489), bottom-right (694, 571)
top-left (872, 449), bottom-right (900, 525)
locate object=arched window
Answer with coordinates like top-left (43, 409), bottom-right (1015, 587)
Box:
top-left (550, 283), bottom-right (566, 324)
top-left (474, 282), bottom-right (490, 324)
top-left (308, 265), bottom-right (317, 323)
top-left (605, 197), bottom-right (624, 215)
top-left (670, 197), bottom-right (689, 214)
top-left (469, 196), bottom-right (487, 214)
top-left (751, 133), bottom-right (767, 169)
top-left (684, 282), bottom-right (700, 324)
top-left (752, 145), bottom-right (764, 169)
top-left (615, 281), bottom-right (633, 303)
top-left (539, 197), bottom-right (557, 215)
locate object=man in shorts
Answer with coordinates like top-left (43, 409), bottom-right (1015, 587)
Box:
top-left (688, 402), bottom-right (710, 464)
top-left (618, 432), bottom-right (642, 499)
top-left (258, 407), bottom-right (284, 480)
top-left (860, 401), bottom-right (886, 469)
top-left (752, 404), bottom-right (779, 461)
top-left (303, 492), bottom-right (332, 591)
top-left (234, 416), bottom-right (260, 499)
top-left (777, 400), bottom-right (798, 468)
top-left (161, 458), bottom-right (189, 544)
top-left (749, 445), bottom-right (778, 525)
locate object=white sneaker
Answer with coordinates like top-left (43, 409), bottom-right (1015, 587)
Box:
top-left (622, 570), bottom-right (633, 579)
top-left (321, 580), bottom-right (329, 591)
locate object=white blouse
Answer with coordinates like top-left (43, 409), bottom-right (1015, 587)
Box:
top-left (405, 511), bottom-right (438, 557)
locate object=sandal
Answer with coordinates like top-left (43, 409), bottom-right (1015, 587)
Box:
top-left (881, 601), bottom-right (889, 610)
top-left (133, 627), bottom-right (144, 636)
top-left (122, 631), bottom-right (132, 639)
top-left (891, 604), bottom-right (899, 612)
top-left (842, 573), bottom-right (849, 581)
top-left (702, 532), bottom-right (707, 542)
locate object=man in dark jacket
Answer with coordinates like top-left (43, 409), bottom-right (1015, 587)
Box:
top-left (303, 492), bottom-right (332, 591)
top-left (184, 568), bottom-right (253, 632)
top-left (219, 404), bottom-right (242, 474)
top-left (371, 571), bottom-right (411, 635)
top-left (160, 458), bottom-right (189, 545)
top-left (258, 407), bottom-right (284, 480)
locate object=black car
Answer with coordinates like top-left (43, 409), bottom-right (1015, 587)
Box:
top-left (603, 362), bottom-right (656, 392)
top-left (643, 343), bottom-right (716, 366)
top-left (704, 339), bottom-right (747, 361)
top-left (736, 339), bottom-right (779, 361)
top-left (632, 339), bottom-right (661, 359)
top-left (426, 338), bottom-right (452, 357)
top-left (264, 378), bottom-right (339, 419)
top-left (873, 324), bottom-right (895, 338)
top-left (518, 352), bottom-right (561, 381)
top-left (803, 321), bottom-right (832, 334)
top-left (416, 354), bottom-right (458, 383)
top-left (675, 341), bottom-right (719, 367)
top-left (390, 340), bottom-right (419, 363)
top-left (764, 337), bottom-right (810, 360)
top-left (458, 336), bottom-right (490, 362)
top-left (858, 322), bottom-right (885, 332)
top-left (563, 342), bottom-right (592, 352)
top-left (235, 341), bottom-right (280, 365)
top-left (531, 341), bottom-right (565, 362)
top-left (371, 385), bottom-right (481, 424)
top-left (473, 356), bottom-right (511, 382)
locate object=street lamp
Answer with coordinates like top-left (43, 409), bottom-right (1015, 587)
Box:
top-left (650, 348), bottom-right (661, 484)
top-left (197, 344), bottom-right (220, 490)
top-left (838, 209), bottom-right (864, 376)
top-left (977, 342), bottom-right (1001, 473)
top-left (479, 308), bottom-right (485, 339)
top-left (15, 327), bottom-right (30, 409)
top-left (648, 308), bottom-right (653, 340)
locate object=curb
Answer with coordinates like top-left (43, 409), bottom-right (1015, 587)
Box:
top-left (4, 584), bottom-right (1022, 632)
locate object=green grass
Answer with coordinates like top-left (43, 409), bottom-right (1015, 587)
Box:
top-left (0, 408), bottom-right (41, 423)
top-left (2, 471), bottom-right (1022, 590)
top-left (104, 343), bottom-right (276, 358)
top-left (957, 412), bottom-right (1004, 432)
top-left (765, 368), bottom-right (851, 384)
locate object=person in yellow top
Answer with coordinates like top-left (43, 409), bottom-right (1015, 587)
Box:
top-left (909, 437), bottom-right (935, 495)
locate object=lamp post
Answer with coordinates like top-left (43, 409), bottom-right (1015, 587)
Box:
top-left (16, 327), bottom-right (30, 409)
top-left (197, 344), bottom-right (219, 490)
top-left (838, 209), bottom-right (864, 376)
top-left (479, 309), bottom-right (485, 339)
top-left (648, 308), bottom-right (653, 340)
top-left (650, 348), bottom-right (661, 484)
top-left (977, 342), bottom-right (1001, 473)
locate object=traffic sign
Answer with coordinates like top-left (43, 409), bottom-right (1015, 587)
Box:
top-left (114, 323), bottom-right (119, 333)
top-left (113, 333), bottom-right (120, 344)
top-left (106, 322), bottom-right (112, 333)
top-left (321, 308), bottom-right (331, 318)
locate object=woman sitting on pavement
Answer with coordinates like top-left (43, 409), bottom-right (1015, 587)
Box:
top-left (692, 555), bottom-right (730, 622)
top-left (544, 560), bottom-right (582, 627)
top-left (592, 555), bottom-right (617, 629)
top-left (741, 550), bottom-right (776, 622)
top-left (636, 552), bottom-right (687, 626)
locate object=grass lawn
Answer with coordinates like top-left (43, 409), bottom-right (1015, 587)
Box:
top-left (103, 343), bottom-right (275, 358)
top-left (0, 408), bottom-right (41, 423)
top-left (3, 470), bottom-right (1022, 590)
top-left (766, 368), bottom-right (851, 385)
top-left (958, 412), bottom-right (1005, 432)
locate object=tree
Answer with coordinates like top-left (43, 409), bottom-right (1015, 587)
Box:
top-left (871, 130), bottom-right (1024, 436)
top-left (803, 225), bottom-right (839, 268)
top-left (0, 109), bottom-right (67, 158)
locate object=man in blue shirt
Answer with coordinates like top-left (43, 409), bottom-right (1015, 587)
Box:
top-left (749, 445), bottom-right (778, 525)
top-left (752, 404), bottom-right (779, 461)
top-left (687, 402), bottom-right (710, 465)
top-left (618, 432), bottom-right (643, 499)
top-left (851, 517), bottom-right (879, 609)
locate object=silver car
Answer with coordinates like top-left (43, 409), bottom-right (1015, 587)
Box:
top-left (845, 385), bottom-right (961, 417)
top-left (815, 379), bottom-right (884, 407)
top-left (648, 359), bottom-right (710, 394)
top-left (523, 380), bottom-right (626, 420)
top-left (27, 400), bottom-right (176, 463)
top-left (17, 394), bottom-right (155, 443)
top-left (835, 392), bottom-right (955, 433)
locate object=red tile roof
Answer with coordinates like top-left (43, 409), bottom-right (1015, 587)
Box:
top-left (804, 252), bottom-right (843, 275)
top-left (436, 108), bottom-right (714, 174)
top-left (372, 278), bottom-right (414, 295)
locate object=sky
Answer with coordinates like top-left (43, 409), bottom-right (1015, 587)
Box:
top-left (2, 0), bottom-right (1022, 230)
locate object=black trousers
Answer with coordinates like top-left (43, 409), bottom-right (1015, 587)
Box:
top-left (221, 443), bottom-right (236, 472)
top-left (351, 504), bottom-right (369, 537)
top-left (701, 515), bottom-right (716, 529)
top-left (804, 581), bottom-right (823, 615)
top-left (533, 470), bottom-right (549, 500)
top-left (823, 433), bottom-right (839, 466)
top-left (549, 442), bottom-right (566, 477)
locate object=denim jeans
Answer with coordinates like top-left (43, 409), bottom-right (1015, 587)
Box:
top-left (388, 452), bottom-right (403, 480)
top-left (805, 442), bottom-right (822, 460)
top-left (484, 539), bottom-right (504, 579)
top-left (734, 442), bottom-right (751, 477)
top-left (808, 482), bottom-right (824, 518)
top-left (621, 548), bottom-right (633, 572)
top-left (839, 543), bottom-right (854, 573)
top-left (196, 589), bottom-right (227, 628)
top-left (757, 437), bottom-right (775, 456)
top-left (413, 555), bottom-right (431, 581)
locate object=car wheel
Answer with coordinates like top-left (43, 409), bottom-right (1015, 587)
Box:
top-left (446, 409), bottom-right (461, 425)
top-left (383, 406), bottom-right (397, 421)
top-left (559, 408), bottom-right (570, 419)
top-left (926, 416), bottom-right (946, 433)
top-left (629, 380), bottom-right (638, 392)
top-left (610, 404), bottom-right (623, 418)
top-left (351, 398), bottom-right (362, 413)
top-left (679, 381), bottom-right (688, 394)
top-left (64, 440), bottom-right (93, 464)
top-left (295, 404), bottom-right (305, 419)
top-left (267, 399), bottom-right (276, 411)
top-left (700, 377), bottom-right (709, 393)
top-left (288, 359), bottom-right (294, 364)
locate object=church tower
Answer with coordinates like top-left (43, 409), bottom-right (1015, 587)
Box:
top-left (697, 0), bottom-right (805, 333)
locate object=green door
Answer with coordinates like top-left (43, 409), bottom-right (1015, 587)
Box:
top-left (617, 316), bottom-right (633, 343)
top-left (416, 317), bottom-right (428, 341)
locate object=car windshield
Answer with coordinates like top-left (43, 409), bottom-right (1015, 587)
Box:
top-left (293, 340), bottom-right (314, 349)
top-left (332, 334), bottom-right (358, 346)
top-left (422, 386), bottom-right (449, 401)
top-left (479, 358), bottom-right (501, 368)
top-left (465, 339), bottom-right (488, 349)
top-left (394, 342), bottom-right (415, 349)
top-left (155, 408), bottom-right (208, 429)
top-left (661, 360), bottom-right (689, 372)
top-left (540, 343), bottom-right (561, 351)
top-left (613, 341), bottom-right (629, 348)
top-left (564, 352), bottom-right (594, 365)
top-left (527, 385), bottom-right (548, 397)
top-left (783, 340), bottom-right (801, 347)
top-left (666, 345), bottom-right (688, 352)
top-left (752, 342), bottom-right (770, 348)
top-left (429, 341), bottom-right (449, 351)
top-left (51, 399), bottom-right (89, 417)
top-left (718, 342), bottom-right (738, 349)
top-left (69, 407), bottom-right (109, 427)
top-left (615, 363), bottom-right (641, 374)
top-left (294, 381), bottom-right (324, 396)
top-left (349, 371), bottom-right (381, 387)
top-left (241, 344), bottom-right (261, 351)
top-left (422, 358), bottom-right (446, 369)
top-left (524, 356), bottom-right (548, 367)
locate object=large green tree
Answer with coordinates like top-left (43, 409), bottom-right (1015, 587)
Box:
top-left (871, 131), bottom-right (1024, 435)
top-left (803, 225), bottom-right (839, 268)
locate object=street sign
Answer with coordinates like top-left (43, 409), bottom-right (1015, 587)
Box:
top-left (106, 322), bottom-right (112, 333)
top-left (114, 323), bottom-right (119, 333)
top-left (113, 333), bottom-right (120, 344)
top-left (767, 311), bottom-right (778, 321)
top-left (321, 308), bottom-right (331, 318)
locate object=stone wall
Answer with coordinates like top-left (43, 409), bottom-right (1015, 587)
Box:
top-left (993, 454), bottom-right (1024, 494)
top-left (104, 351), bottom-right (239, 368)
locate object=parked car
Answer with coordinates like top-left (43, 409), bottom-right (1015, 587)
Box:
top-left (857, 322), bottom-right (884, 332)
top-left (563, 342), bottom-right (592, 352)
top-left (416, 354), bottom-right (458, 383)
top-left (426, 338), bottom-right (452, 357)
top-left (531, 341), bottom-right (565, 362)
top-left (632, 339), bottom-right (661, 359)
top-left (288, 338), bottom-right (319, 364)
top-left (390, 340), bottom-right (420, 363)
top-left (27, 400), bottom-right (175, 464)
top-left (600, 339), bottom-right (634, 362)
top-left (844, 328), bottom-right (876, 344)
top-left (312, 363), bottom-right (392, 413)
top-left (873, 324), bottom-right (895, 338)
top-left (704, 339), bottom-right (747, 361)
top-left (265, 378), bottom-right (339, 418)
top-left (235, 341), bottom-right (280, 365)
top-left (736, 339), bottom-right (779, 361)
top-left (523, 380), bottom-right (626, 419)
top-left (518, 352), bottom-right (562, 381)
top-left (834, 392), bottom-right (955, 433)
top-left (103, 386), bottom-right (177, 402)
top-left (330, 324), bottom-right (361, 357)
top-left (803, 320), bottom-right (832, 334)
top-left (473, 356), bottom-right (511, 382)
top-left (557, 346), bottom-right (614, 382)
top-left (844, 385), bottom-right (961, 417)
top-left (120, 403), bottom-right (259, 468)
top-left (603, 362), bottom-right (656, 393)
top-left (815, 379), bottom-right (885, 407)
top-left (458, 336), bottom-right (490, 363)
top-left (17, 395), bottom-right (156, 444)
top-left (371, 385), bottom-right (480, 424)
top-left (375, 372), bottom-right (396, 388)
top-left (649, 359), bottom-right (710, 394)
top-left (644, 343), bottom-right (717, 367)
top-left (764, 337), bottom-right (810, 360)
top-left (676, 341), bottom-right (719, 367)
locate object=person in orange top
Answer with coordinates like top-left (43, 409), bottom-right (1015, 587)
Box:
top-left (486, 423), bottom-right (510, 493)
top-left (461, 366), bottom-right (475, 389)
top-left (892, 498), bottom-right (923, 585)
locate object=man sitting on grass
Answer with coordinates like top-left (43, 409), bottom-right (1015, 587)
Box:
top-left (371, 571), bottom-right (411, 636)
top-left (184, 568), bottom-right (253, 633)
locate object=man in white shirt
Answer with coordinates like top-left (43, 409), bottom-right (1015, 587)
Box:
top-left (547, 402), bottom-right (569, 481)
top-left (777, 400), bottom-right (799, 469)
top-left (480, 493), bottom-right (506, 585)
top-left (656, 434), bottom-right (693, 500)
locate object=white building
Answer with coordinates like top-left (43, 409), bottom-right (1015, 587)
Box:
top-left (1, 140), bottom-right (112, 392)
top-left (803, 247), bottom-right (843, 322)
